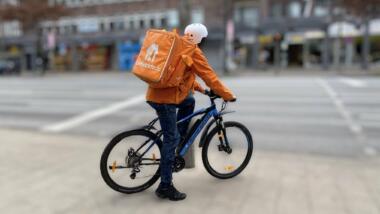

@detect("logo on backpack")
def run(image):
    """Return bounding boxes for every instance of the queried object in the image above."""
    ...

[145,43,159,62]
[133,29,195,88]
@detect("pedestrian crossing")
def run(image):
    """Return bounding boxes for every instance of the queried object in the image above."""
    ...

[0,73,379,157]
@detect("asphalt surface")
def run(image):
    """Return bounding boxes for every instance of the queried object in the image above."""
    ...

[0,72,379,157]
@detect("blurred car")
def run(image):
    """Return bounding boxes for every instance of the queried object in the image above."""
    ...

[0,58,21,75]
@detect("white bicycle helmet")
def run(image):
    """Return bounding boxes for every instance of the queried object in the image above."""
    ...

[184,23,208,44]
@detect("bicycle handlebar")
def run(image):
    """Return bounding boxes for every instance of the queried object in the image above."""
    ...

[204,89,236,102]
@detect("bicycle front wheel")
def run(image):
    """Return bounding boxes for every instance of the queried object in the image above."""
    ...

[100,129,162,194]
[202,121,253,179]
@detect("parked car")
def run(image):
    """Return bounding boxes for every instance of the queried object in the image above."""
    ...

[0,58,21,75]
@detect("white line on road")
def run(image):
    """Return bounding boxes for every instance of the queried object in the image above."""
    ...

[316,78,362,135]
[340,78,367,88]
[41,94,145,133]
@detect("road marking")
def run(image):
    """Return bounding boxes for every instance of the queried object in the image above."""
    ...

[316,78,362,134]
[364,146,378,156]
[41,94,145,133]
[340,78,367,88]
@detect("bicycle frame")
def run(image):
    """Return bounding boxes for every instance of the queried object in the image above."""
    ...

[138,102,222,160]
[176,104,219,157]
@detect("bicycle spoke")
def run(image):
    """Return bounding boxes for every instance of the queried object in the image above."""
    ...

[202,121,253,179]
[100,130,162,193]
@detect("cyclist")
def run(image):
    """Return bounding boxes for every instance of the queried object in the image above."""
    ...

[147,23,236,201]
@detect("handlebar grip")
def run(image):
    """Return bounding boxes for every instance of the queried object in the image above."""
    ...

[208,90,221,98]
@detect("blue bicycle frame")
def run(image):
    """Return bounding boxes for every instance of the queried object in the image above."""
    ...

[138,101,222,160]
[176,104,219,157]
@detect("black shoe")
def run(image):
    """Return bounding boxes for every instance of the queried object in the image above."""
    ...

[155,183,187,201]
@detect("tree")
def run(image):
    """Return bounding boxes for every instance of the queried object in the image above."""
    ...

[338,0,380,70]
[0,0,67,35]
[0,0,68,72]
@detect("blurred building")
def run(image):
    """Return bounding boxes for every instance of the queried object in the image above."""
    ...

[1,0,380,72]
[234,0,380,70]
[1,0,228,71]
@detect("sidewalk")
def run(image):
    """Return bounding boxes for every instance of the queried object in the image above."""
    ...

[232,67,380,77]
[1,128,379,214]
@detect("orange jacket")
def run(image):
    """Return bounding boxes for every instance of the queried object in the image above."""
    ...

[146,44,235,104]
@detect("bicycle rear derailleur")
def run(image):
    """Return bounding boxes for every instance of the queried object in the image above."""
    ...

[127,148,141,179]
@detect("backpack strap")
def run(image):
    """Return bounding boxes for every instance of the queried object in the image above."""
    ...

[181,55,193,67]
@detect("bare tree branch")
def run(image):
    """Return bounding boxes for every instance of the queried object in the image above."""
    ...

[0,0,68,34]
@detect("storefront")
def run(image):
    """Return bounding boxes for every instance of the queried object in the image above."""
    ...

[53,43,71,71]
[118,41,140,71]
[77,43,113,71]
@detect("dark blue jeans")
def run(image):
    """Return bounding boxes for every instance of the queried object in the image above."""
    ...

[147,94,195,186]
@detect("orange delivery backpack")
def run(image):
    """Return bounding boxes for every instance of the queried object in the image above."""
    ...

[132,29,196,88]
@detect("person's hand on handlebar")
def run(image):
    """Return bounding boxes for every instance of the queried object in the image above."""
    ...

[228,97,237,102]
[204,89,236,102]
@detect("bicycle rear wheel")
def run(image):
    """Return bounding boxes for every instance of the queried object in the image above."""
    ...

[202,121,253,179]
[100,129,162,194]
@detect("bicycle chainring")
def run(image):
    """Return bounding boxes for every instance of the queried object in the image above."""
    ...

[173,156,185,172]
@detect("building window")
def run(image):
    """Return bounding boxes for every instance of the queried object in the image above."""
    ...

[149,19,155,28]
[234,6,259,28]
[167,10,179,27]
[99,22,105,32]
[55,26,60,34]
[116,21,124,30]
[110,22,115,31]
[139,19,145,29]
[314,6,328,17]
[288,1,302,18]
[129,20,135,29]
[191,9,204,23]
[64,25,71,34]
[72,25,77,33]
[314,0,330,17]
[242,7,259,27]
[271,3,283,19]
[160,17,167,28]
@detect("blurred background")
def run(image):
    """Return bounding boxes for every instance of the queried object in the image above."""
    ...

[1,1,380,214]
[0,0,380,74]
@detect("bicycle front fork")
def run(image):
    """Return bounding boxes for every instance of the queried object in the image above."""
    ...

[216,118,232,154]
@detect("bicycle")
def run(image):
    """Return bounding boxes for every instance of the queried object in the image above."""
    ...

[100,90,254,194]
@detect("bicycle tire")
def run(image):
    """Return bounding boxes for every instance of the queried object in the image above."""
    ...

[202,121,253,179]
[100,129,162,194]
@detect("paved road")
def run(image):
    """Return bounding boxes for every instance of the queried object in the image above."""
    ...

[1,72,380,214]
[0,72,379,157]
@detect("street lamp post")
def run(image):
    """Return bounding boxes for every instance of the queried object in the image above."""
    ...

[178,0,195,169]
[0,18,3,56]
[362,17,370,70]
[222,0,233,75]
[322,25,330,70]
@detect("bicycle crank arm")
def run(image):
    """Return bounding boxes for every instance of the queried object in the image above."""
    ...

[108,165,129,173]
